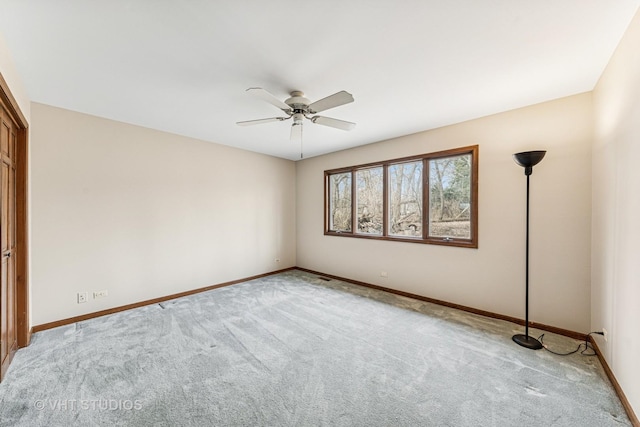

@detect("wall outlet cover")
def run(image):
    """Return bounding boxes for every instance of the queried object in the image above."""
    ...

[93,290,108,299]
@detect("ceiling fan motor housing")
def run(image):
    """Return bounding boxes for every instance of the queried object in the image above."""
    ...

[285,91,311,111]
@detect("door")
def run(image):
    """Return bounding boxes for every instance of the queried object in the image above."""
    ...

[0,104,17,380]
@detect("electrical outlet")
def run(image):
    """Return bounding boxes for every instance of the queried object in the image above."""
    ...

[93,290,108,299]
[77,292,88,304]
[380,271,388,278]
[602,328,608,342]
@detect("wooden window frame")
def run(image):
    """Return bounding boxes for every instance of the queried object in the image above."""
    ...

[324,145,478,249]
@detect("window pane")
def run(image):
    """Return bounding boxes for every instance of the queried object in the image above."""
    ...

[388,161,423,237]
[356,167,383,235]
[429,154,471,239]
[329,172,352,232]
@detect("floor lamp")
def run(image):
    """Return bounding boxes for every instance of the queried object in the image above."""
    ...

[512,150,546,350]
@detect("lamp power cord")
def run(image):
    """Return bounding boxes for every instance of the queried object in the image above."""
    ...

[537,332,603,356]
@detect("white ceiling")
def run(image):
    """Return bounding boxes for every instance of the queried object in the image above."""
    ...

[1,1,639,160]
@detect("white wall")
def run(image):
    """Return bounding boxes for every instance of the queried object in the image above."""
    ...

[297,93,592,333]
[30,103,296,325]
[0,30,30,121]
[592,8,640,417]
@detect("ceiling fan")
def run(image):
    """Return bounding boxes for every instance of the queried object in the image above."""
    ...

[237,88,355,141]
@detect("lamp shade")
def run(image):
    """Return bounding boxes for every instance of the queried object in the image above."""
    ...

[513,151,546,175]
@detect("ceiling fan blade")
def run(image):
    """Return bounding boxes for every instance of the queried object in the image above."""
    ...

[236,117,287,126]
[311,116,356,131]
[308,91,354,113]
[246,87,291,111]
[290,123,303,141]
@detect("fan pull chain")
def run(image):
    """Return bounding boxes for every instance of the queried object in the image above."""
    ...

[300,125,304,159]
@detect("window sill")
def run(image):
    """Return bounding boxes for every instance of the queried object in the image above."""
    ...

[324,231,477,248]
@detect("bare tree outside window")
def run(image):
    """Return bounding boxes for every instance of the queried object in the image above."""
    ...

[356,167,383,235]
[389,161,423,237]
[429,154,471,239]
[329,172,352,232]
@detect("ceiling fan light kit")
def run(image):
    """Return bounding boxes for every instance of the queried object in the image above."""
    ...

[237,88,356,142]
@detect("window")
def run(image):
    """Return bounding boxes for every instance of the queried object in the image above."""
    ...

[325,145,478,248]
[389,161,423,237]
[328,172,352,232]
[356,167,383,235]
[429,154,472,240]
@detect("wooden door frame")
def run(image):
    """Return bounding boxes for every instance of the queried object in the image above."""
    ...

[0,72,30,348]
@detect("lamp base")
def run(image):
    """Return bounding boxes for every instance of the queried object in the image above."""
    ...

[512,334,543,350]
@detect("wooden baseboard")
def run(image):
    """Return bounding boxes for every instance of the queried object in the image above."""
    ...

[31,265,585,340]
[32,267,296,333]
[295,267,587,341]
[589,337,639,426]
